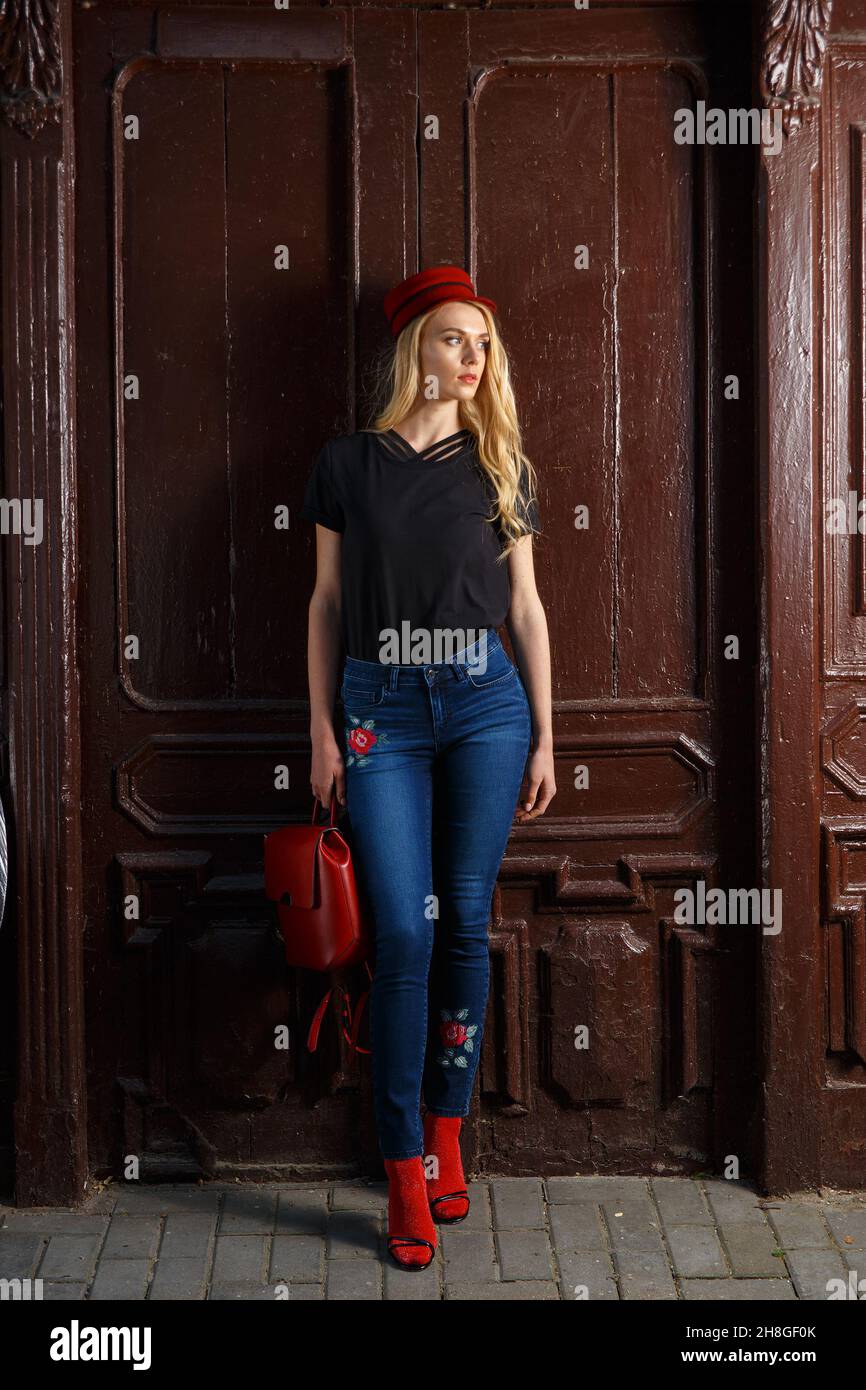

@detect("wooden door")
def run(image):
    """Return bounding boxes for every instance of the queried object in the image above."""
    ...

[413,1,757,1176]
[71,0,757,1182]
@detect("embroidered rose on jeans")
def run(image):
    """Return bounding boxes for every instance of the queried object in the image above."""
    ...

[437,1009,478,1068]
[344,716,389,767]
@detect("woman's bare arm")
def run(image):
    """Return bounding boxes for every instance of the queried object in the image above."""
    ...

[308,525,347,806]
[504,536,556,821]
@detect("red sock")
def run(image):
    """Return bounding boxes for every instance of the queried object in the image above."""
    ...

[423,1113,470,1222]
[383,1156,437,1268]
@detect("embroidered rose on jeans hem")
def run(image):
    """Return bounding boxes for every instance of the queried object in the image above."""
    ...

[344,716,389,767]
[436,1009,477,1067]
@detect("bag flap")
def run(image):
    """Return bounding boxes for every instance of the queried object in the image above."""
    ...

[263,823,348,910]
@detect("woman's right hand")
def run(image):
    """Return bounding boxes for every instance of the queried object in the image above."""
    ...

[311,733,347,808]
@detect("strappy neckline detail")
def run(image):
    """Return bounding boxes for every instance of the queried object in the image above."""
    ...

[374,426,476,469]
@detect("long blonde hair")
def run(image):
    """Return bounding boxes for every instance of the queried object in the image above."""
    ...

[365,302,539,562]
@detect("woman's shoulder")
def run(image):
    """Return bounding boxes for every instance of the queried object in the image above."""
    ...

[324,428,378,449]
[320,430,378,465]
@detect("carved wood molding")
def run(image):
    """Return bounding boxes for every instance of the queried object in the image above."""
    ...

[761,0,834,134]
[0,0,62,137]
[4,110,86,1200]
[821,820,866,1066]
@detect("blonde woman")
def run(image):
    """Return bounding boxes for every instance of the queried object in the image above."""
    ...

[300,265,555,1271]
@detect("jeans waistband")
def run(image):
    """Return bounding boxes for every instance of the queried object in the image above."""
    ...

[342,629,503,686]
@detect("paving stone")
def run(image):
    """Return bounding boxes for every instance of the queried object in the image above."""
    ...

[441,1228,497,1283]
[147,1257,207,1300]
[38,1234,101,1282]
[545,1176,650,1204]
[666,1223,727,1278]
[0,1232,43,1279]
[325,1258,381,1299]
[275,1191,328,1235]
[823,1207,866,1249]
[326,1211,381,1258]
[440,1181,490,1232]
[102,1215,161,1260]
[445,1281,559,1300]
[680,1278,796,1300]
[2,1212,110,1235]
[40,1282,87,1300]
[651,1178,714,1226]
[108,1184,220,1216]
[767,1204,833,1249]
[603,1201,666,1254]
[840,1249,866,1284]
[489,1178,545,1230]
[616,1250,678,1299]
[703,1179,766,1223]
[88,1259,151,1300]
[555,1248,619,1299]
[784,1247,852,1300]
[330,1183,387,1212]
[211,1234,267,1284]
[219,1190,278,1234]
[549,1202,607,1250]
[283,1283,325,1300]
[209,1282,288,1301]
[158,1213,215,1260]
[269,1234,325,1283]
[495,1228,555,1281]
[383,1257,442,1300]
[718,1220,786,1277]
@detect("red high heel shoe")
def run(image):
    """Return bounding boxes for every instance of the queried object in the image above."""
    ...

[383,1156,437,1270]
[423,1113,470,1224]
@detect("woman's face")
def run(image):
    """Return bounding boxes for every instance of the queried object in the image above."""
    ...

[418,301,489,403]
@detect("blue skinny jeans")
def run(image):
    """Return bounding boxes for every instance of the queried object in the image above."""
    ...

[337,630,533,1160]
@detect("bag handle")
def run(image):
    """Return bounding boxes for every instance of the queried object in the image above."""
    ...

[310,790,339,826]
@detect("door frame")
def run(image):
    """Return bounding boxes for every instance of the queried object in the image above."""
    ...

[0,0,844,1203]
[0,0,87,1204]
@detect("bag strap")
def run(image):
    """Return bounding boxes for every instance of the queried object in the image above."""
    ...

[305,972,372,1056]
[347,961,373,1054]
[306,987,334,1051]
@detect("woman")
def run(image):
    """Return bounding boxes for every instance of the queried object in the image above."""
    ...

[300,265,555,1271]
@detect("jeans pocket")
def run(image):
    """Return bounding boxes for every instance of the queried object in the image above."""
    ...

[340,681,387,706]
[464,659,517,690]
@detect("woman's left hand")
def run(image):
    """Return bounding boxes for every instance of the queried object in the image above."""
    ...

[515,745,556,822]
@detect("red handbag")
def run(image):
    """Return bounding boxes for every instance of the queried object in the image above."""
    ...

[264,791,372,1053]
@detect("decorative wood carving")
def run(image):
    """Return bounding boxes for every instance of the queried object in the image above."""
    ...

[761,0,834,134]
[822,820,866,1066]
[0,0,62,137]
[534,857,722,1109]
[822,700,866,798]
[483,908,530,1114]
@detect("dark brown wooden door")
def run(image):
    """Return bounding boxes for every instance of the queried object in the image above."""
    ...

[72,0,756,1182]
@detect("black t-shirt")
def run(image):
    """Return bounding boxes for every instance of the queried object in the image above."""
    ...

[299,426,539,662]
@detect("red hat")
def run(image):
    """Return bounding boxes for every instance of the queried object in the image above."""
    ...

[383,265,497,339]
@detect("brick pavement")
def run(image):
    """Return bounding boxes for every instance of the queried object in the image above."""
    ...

[1,1176,865,1301]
